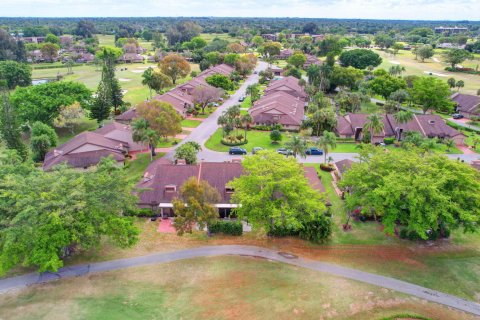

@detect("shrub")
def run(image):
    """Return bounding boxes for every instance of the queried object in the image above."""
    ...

[399,228,408,239]
[208,220,243,236]
[299,215,332,243]
[384,137,395,145]
[268,225,299,237]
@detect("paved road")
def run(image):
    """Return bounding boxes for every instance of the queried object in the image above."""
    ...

[166,61,269,160]
[1,245,479,316]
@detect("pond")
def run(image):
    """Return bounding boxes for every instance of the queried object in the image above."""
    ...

[32,78,55,85]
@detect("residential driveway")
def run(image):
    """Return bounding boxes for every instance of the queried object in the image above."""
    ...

[1,245,479,316]
[165,61,269,159]
[447,117,480,132]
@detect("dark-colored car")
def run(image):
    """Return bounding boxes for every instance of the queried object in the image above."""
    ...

[238,96,246,102]
[276,148,293,156]
[452,113,464,119]
[229,147,247,155]
[252,147,264,154]
[305,148,324,155]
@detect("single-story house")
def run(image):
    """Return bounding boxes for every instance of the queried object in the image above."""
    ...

[334,159,354,179]
[303,166,331,206]
[153,88,194,117]
[267,66,284,76]
[276,49,294,59]
[137,161,243,218]
[451,93,480,119]
[43,122,148,171]
[197,64,235,81]
[249,91,306,130]
[303,54,322,69]
[117,53,144,63]
[336,113,465,144]
[264,76,308,101]
[262,34,278,41]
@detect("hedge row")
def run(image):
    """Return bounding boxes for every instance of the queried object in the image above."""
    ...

[209,220,243,236]
[221,139,248,146]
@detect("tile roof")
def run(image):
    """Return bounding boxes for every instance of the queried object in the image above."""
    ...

[451,93,480,114]
[334,159,354,176]
[249,91,305,126]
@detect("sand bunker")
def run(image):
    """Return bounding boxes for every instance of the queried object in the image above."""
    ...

[389,60,400,65]
[423,71,448,77]
[119,78,131,82]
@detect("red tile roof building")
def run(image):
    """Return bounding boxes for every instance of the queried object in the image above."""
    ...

[451,93,480,119]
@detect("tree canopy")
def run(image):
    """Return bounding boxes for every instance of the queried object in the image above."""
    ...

[0,61,31,89]
[0,153,139,274]
[339,49,382,69]
[339,147,480,239]
[136,100,182,140]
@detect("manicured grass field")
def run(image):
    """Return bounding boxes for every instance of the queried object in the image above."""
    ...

[181,119,202,128]
[240,95,252,108]
[32,63,200,106]
[156,138,181,148]
[96,34,116,46]
[374,48,480,95]
[0,256,472,320]
[199,33,243,43]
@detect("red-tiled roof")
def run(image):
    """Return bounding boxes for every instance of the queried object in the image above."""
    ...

[451,93,480,114]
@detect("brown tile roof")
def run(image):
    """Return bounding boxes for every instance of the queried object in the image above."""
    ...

[115,108,137,122]
[451,93,480,114]
[335,159,354,176]
[249,91,305,127]
[336,113,464,140]
[265,76,307,100]
[136,161,243,206]
[43,122,147,171]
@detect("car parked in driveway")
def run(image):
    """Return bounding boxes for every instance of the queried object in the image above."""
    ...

[229,147,247,155]
[238,96,246,102]
[305,148,324,155]
[452,113,464,119]
[252,147,263,154]
[276,148,293,156]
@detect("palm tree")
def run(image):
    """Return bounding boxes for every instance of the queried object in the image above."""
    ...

[316,131,337,163]
[240,114,252,141]
[141,67,155,99]
[444,138,455,152]
[132,118,159,161]
[393,111,414,140]
[363,114,384,144]
[456,80,465,92]
[286,135,307,158]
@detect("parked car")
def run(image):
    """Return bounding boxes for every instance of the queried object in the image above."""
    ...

[229,147,247,155]
[276,148,293,156]
[374,142,386,147]
[252,147,263,154]
[305,148,324,155]
[452,113,464,119]
[238,96,246,102]
[254,71,258,74]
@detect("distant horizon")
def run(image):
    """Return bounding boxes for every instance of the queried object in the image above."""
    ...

[1,0,480,21]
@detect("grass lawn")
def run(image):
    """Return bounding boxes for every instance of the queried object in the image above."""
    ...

[32,62,199,106]
[156,138,181,148]
[199,33,243,43]
[55,117,99,145]
[240,95,252,109]
[96,34,115,46]
[181,119,202,128]
[374,48,480,95]
[124,153,164,183]
[0,256,473,320]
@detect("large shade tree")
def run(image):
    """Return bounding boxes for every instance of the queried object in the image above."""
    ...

[159,53,191,84]
[339,147,480,239]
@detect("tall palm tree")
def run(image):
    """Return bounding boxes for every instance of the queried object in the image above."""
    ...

[141,67,155,99]
[316,131,337,163]
[393,111,414,140]
[286,135,307,159]
[132,118,159,161]
[240,114,252,141]
[363,114,384,144]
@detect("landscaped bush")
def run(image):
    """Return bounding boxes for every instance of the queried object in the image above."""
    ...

[380,314,431,320]
[399,228,449,241]
[444,67,480,75]
[268,225,299,237]
[320,163,335,172]
[221,136,248,146]
[208,220,243,236]
[299,215,332,243]
[384,137,395,145]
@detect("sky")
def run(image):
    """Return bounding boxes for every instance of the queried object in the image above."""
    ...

[1,0,479,20]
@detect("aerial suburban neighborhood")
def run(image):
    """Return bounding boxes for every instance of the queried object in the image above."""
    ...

[1,2,480,319]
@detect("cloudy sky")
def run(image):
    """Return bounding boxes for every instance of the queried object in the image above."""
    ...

[1,0,479,20]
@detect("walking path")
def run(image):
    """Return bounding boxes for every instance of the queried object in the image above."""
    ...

[0,245,479,316]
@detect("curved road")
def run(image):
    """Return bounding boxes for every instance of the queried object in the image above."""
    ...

[1,245,479,316]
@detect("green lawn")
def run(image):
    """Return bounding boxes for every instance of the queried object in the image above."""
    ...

[240,96,252,109]
[199,33,243,43]
[124,153,164,183]
[32,63,199,106]
[55,117,99,145]
[0,256,470,320]
[96,34,116,46]
[181,119,202,128]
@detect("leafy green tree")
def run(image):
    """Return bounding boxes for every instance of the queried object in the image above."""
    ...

[374,33,395,49]
[45,33,59,44]
[368,74,407,100]
[136,100,182,141]
[30,134,50,162]
[317,131,337,163]
[224,53,240,66]
[286,135,307,158]
[417,45,434,62]
[270,129,282,144]
[193,86,222,114]
[10,81,91,125]
[31,121,57,147]
[40,43,60,62]
[182,36,207,50]
[410,76,453,114]
[75,20,96,38]
[442,49,474,69]
[0,84,28,160]
[0,155,139,274]
[229,151,327,233]
[262,41,282,58]
[172,177,220,236]
[329,66,364,90]
[287,53,307,68]
[142,68,172,99]
[0,61,32,89]
[174,141,202,164]
[339,49,382,69]
[159,53,191,84]
[307,105,337,136]
[246,84,260,102]
[205,74,234,91]
[339,148,480,239]
[363,113,384,144]
[391,43,404,56]
[252,35,264,47]
[447,77,456,89]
